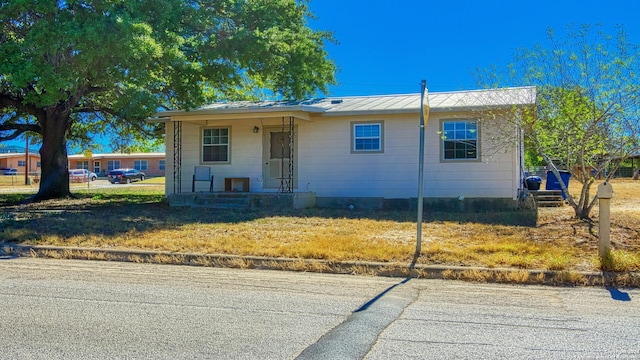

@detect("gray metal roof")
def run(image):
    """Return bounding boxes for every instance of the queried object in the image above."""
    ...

[153,86,536,119]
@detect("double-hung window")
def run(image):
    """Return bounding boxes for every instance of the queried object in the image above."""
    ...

[108,160,121,171]
[134,160,148,171]
[202,127,230,163]
[442,120,479,161]
[352,122,383,153]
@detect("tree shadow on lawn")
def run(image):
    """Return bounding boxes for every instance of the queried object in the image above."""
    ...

[0,194,538,245]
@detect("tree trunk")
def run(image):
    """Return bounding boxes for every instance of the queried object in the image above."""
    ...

[33,109,71,201]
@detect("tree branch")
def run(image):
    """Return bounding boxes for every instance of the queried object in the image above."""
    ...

[0,122,42,141]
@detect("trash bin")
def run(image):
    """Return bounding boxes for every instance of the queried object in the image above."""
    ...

[545,170,571,198]
[524,176,542,190]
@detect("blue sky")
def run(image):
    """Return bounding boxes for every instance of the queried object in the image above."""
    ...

[309,0,640,96]
[5,0,640,151]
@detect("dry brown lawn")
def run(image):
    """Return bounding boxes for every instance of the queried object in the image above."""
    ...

[0,179,638,273]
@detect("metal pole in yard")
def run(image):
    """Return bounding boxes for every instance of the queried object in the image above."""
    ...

[24,132,29,185]
[415,80,429,263]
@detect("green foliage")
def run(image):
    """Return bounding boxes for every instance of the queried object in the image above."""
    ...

[0,0,336,198]
[0,0,336,138]
[477,24,640,219]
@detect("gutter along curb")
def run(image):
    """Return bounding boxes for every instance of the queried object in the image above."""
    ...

[2,243,639,287]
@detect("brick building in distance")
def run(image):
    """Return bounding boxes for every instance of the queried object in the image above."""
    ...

[68,153,165,177]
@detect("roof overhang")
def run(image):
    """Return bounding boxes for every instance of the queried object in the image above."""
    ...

[150,105,326,123]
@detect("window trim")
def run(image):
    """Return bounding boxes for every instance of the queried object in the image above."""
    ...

[201,126,231,164]
[134,160,148,171]
[440,119,480,162]
[107,160,121,171]
[351,121,384,154]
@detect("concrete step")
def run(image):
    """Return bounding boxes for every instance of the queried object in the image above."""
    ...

[536,200,565,207]
[193,195,251,209]
[529,190,564,207]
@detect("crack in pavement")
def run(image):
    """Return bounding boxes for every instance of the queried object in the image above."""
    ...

[295,278,419,360]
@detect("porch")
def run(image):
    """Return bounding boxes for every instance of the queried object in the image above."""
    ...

[167,191,317,210]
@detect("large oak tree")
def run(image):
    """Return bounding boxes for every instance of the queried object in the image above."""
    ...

[0,0,336,200]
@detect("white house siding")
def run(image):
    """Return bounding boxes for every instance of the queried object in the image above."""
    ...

[167,117,299,194]
[298,112,517,200]
[157,88,536,210]
[298,114,417,198]
[165,112,519,203]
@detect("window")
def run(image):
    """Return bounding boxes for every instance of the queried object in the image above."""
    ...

[352,122,383,153]
[202,127,230,162]
[159,160,166,171]
[134,160,148,171]
[18,160,26,166]
[441,120,478,160]
[76,160,89,169]
[93,161,100,174]
[107,160,121,171]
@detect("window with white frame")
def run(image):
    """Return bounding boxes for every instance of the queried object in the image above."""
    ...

[159,160,165,171]
[134,160,148,171]
[352,122,383,153]
[76,160,89,169]
[107,160,121,171]
[441,120,479,160]
[202,127,230,162]
[18,160,26,166]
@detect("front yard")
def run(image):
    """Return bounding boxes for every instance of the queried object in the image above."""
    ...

[0,178,638,280]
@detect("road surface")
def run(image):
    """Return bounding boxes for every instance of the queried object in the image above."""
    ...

[0,258,638,359]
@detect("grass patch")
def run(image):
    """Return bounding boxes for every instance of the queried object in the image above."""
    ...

[1,179,639,273]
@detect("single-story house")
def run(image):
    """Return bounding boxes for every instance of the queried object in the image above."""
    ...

[152,86,536,210]
[0,152,41,175]
[68,153,166,177]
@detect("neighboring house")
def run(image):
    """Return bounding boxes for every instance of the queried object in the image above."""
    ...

[68,153,166,177]
[0,145,27,153]
[152,87,536,210]
[0,153,41,175]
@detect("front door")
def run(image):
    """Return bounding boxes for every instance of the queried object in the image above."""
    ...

[263,126,297,189]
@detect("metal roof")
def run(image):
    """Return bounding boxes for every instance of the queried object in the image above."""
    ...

[152,86,536,119]
[0,153,39,159]
[68,153,165,159]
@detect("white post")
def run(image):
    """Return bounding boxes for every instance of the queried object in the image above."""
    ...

[597,182,614,259]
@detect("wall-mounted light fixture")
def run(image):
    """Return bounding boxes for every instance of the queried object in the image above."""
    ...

[253,126,260,133]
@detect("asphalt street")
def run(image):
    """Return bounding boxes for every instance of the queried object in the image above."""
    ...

[1,258,638,359]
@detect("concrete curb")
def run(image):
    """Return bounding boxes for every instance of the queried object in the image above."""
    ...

[2,243,639,287]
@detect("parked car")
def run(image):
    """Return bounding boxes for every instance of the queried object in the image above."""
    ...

[108,168,145,184]
[69,169,98,182]
[3,168,18,176]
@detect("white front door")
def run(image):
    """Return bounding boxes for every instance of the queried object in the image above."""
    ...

[263,126,297,189]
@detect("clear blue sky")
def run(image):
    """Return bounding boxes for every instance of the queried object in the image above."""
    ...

[309,0,640,96]
[5,1,640,151]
